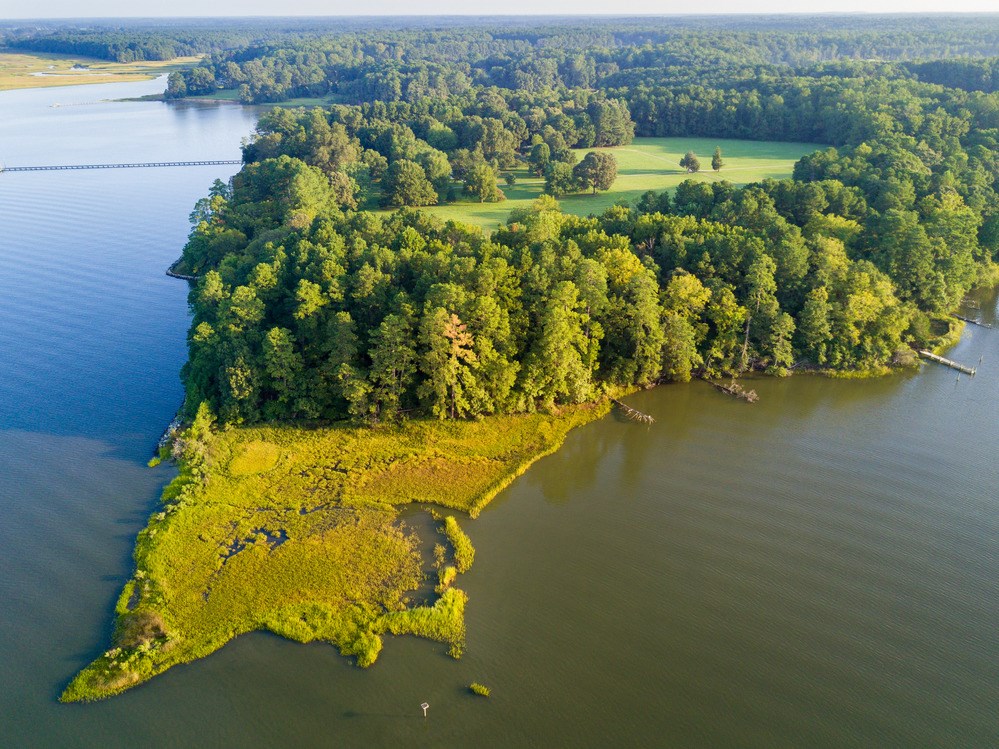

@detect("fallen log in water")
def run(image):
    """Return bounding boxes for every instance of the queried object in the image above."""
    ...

[610,398,655,424]
[709,380,759,403]
[918,350,977,375]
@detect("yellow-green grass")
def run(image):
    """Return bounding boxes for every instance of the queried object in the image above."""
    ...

[186,88,243,102]
[0,50,200,91]
[442,516,475,573]
[412,137,820,230]
[62,402,608,702]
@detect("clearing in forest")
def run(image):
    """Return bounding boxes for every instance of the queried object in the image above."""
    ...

[417,136,820,229]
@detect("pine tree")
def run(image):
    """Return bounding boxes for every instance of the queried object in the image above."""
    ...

[711,147,724,172]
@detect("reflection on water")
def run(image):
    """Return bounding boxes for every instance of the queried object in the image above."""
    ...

[1,77,997,748]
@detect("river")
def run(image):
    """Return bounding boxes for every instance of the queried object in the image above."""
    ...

[1,76,996,747]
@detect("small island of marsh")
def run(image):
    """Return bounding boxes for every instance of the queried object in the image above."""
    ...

[55,16,999,702]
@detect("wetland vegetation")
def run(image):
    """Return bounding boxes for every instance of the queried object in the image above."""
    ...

[0,50,198,91]
[62,402,606,701]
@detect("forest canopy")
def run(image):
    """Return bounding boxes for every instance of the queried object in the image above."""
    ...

[32,16,995,426]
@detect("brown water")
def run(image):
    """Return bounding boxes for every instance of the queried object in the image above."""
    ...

[1,77,997,747]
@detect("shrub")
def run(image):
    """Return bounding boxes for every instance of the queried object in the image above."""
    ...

[470,682,490,697]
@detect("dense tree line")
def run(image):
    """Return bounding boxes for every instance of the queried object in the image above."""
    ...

[176,110,998,427]
[8,16,999,69]
[235,93,631,209]
[158,23,999,106]
[906,58,999,94]
[23,17,997,425]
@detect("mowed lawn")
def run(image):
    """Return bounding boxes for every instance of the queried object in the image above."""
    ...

[415,137,821,230]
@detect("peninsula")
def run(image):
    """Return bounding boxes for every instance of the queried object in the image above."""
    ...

[39,15,998,700]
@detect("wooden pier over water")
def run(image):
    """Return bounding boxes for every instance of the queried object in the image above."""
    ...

[918,350,977,376]
[0,160,241,173]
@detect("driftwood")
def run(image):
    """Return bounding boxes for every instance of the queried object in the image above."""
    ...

[166,266,198,282]
[709,380,759,403]
[611,398,655,424]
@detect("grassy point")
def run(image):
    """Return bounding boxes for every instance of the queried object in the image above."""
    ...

[63,402,609,702]
[0,50,200,91]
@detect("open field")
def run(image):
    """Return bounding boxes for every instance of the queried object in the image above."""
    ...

[413,137,820,230]
[0,50,199,91]
[62,402,609,701]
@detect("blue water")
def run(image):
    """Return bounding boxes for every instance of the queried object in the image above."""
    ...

[0,77,259,745]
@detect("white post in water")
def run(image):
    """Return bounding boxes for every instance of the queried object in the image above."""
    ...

[421,702,429,717]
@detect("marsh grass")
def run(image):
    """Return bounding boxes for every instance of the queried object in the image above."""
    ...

[443,516,475,573]
[63,402,608,701]
[227,440,281,475]
[0,51,199,91]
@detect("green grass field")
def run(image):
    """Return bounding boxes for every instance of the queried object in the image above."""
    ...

[413,137,820,230]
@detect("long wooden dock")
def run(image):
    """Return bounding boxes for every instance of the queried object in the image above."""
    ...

[0,160,241,173]
[918,350,976,376]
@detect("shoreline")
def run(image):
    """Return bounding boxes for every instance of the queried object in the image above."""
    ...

[66,276,987,703]
[0,50,198,93]
[62,402,610,702]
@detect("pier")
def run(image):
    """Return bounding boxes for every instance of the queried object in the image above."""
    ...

[952,313,993,329]
[0,160,241,173]
[918,350,977,376]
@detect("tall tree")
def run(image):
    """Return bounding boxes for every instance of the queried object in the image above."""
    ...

[572,152,618,194]
[381,159,438,207]
[528,142,551,176]
[519,282,593,409]
[711,147,724,172]
[543,162,577,197]
[464,163,505,202]
[797,286,833,365]
[368,312,418,420]
[679,151,701,173]
[419,309,479,419]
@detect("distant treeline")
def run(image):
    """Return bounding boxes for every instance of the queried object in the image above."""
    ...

[5,16,999,71]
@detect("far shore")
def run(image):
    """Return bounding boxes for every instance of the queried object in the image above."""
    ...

[0,49,198,92]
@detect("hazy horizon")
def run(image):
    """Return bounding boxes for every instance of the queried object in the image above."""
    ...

[3,5,999,21]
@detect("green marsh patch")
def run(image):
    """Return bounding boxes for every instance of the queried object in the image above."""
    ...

[228,440,281,475]
[63,403,607,701]
[359,455,502,507]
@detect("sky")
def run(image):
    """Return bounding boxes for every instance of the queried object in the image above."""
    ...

[1,2,998,20]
